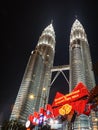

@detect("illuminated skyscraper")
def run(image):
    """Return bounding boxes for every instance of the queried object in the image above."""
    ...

[10,23,56,124]
[69,19,98,130]
[10,19,98,129]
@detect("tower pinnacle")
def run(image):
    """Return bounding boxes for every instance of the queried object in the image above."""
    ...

[44,23,55,34]
[72,19,83,30]
[70,19,87,43]
[51,19,53,24]
[38,23,55,50]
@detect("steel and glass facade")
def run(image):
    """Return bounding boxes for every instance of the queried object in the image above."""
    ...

[69,19,98,130]
[10,24,55,124]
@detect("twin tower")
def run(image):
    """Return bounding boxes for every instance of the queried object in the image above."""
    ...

[10,19,98,129]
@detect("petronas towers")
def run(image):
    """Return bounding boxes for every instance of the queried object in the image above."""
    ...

[10,19,98,129]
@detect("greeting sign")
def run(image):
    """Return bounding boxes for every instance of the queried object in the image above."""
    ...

[52,82,89,108]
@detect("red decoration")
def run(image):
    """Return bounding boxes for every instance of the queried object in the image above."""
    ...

[26,82,98,127]
[52,82,89,108]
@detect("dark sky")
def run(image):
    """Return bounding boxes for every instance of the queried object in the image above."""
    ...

[0,0,98,123]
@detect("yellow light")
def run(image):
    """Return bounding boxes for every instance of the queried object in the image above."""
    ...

[43,87,46,91]
[95,118,98,121]
[29,94,34,99]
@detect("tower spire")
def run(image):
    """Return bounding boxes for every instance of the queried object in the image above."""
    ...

[70,19,87,43]
[75,15,78,19]
[37,23,55,50]
[51,19,53,25]
[72,19,83,30]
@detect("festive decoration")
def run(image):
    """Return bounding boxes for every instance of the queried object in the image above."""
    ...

[59,104,72,115]
[52,82,89,108]
[26,82,98,129]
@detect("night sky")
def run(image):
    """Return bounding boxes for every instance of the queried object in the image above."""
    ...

[1,0,98,123]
